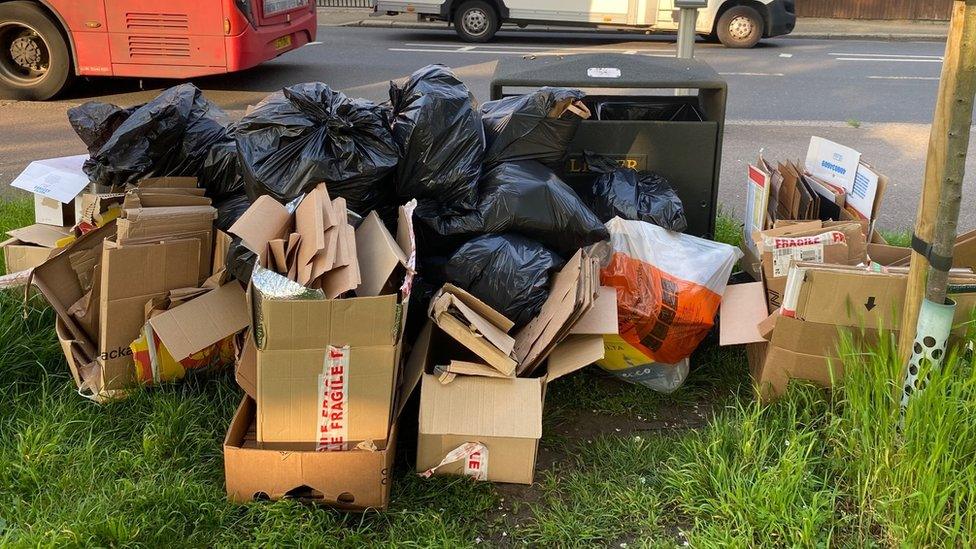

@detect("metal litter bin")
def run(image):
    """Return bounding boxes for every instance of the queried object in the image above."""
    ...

[489,54,727,239]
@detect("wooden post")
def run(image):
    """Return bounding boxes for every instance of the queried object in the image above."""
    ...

[898,0,976,364]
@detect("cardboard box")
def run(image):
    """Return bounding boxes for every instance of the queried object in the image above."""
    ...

[1,224,73,274]
[10,155,90,226]
[755,221,867,311]
[235,331,257,400]
[415,312,611,485]
[224,312,425,510]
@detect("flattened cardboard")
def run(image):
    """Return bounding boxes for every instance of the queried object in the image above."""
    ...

[546,334,606,381]
[7,224,72,248]
[98,239,201,390]
[569,286,618,335]
[229,196,292,258]
[719,282,768,346]
[149,282,249,361]
[139,177,199,189]
[117,203,215,282]
[436,360,513,382]
[355,211,408,297]
[429,285,517,376]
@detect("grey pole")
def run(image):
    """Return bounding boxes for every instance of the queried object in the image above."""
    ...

[676,6,699,59]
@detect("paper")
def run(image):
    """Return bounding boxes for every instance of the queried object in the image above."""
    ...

[848,163,880,220]
[745,164,771,254]
[10,155,90,203]
[805,137,860,192]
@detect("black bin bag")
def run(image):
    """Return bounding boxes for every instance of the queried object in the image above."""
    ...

[72,84,234,190]
[447,234,565,328]
[68,102,140,156]
[481,87,585,167]
[201,132,245,201]
[214,194,252,232]
[417,160,609,257]
[389,65,483,209]
[236,82,399,215]
[585,153,687,232]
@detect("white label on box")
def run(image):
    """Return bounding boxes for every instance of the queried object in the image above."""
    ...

[10,155,89,204]
[316,345,350,452]
[419,442,489,481]
[764,231,846,277]
[587,67,621,78]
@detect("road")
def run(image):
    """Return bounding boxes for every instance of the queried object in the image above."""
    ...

[1,26,971,231]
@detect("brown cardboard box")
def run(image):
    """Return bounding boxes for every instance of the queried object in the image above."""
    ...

[235,331,257,401]
[116,198,215,283]
[756,221,867,311]
[414,316,609,485]
[224,312,425,510]
[147,281,249,363]
[2,238,58,273]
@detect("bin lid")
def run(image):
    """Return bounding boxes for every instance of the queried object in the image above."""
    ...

[489,53,726,93]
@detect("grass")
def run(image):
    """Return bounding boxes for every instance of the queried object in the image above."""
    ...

[3,204,976,546]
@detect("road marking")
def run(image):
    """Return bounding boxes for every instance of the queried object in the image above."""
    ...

[867,75,939,81]
[829,52,942,59]
[308,41,323,46]
[719,72,784,77]
[834,57,942,63]
[727,119,862,128]
[459,45,477,51]
[403,42,675,52]
[388,46,671,57]
[779,53,793,58]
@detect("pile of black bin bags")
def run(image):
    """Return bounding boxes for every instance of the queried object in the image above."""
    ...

[67,66,688,330]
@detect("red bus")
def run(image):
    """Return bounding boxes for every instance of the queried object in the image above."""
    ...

[0,0,316,100]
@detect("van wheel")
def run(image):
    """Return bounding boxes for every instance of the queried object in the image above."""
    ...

[454,1,499,43]
[716,6,763,48]
[0,1,73,100]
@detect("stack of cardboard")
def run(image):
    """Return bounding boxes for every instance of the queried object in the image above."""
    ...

[414,250,618,484]
[223,190,420,510]
[30,178,248,400]
[725,136,976,401]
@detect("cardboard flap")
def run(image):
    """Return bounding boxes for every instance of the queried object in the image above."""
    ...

[437,361,513,381]
[437,291,516,356]
[719,282,769,346]
[419,374,543,439]
[546,334,605,381]
[7,224,72,248]
[139,177,199,189]
[229,196,292,257]
[440,284,514,332]
[148,282,250,361]
[569,286,618,335]
[395,321,431,420]
[355,211,408,297]
[296,185,330,272]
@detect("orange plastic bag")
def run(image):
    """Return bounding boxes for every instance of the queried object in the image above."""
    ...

[597,218,740,390]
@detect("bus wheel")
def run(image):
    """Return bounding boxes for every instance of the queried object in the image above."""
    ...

[716,5,763,48]
[454,1,499,43]
[0,1,73,100]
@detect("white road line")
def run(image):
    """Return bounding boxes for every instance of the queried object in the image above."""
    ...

[867,75,939,81]
[388,47,671,57]
[719,72,784,76]
[828,52,942,60]
[308,41,323,46]
[726,119,860,128]
[403,42,675,53]
[779,53,793,58]
[835,57,943,63]
[459,45,477,51]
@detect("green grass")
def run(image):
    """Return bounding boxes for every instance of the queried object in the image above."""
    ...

[3,205,976,546]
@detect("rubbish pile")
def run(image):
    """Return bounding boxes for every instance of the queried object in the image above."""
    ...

[719,136,976,401]
[4,63,768,509]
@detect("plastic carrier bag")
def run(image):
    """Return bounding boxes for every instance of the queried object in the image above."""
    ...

[596,217,741,391]
[585,154,688,232]
[389,64,484,209]
[236,82,399,214]
[481,87,587,167]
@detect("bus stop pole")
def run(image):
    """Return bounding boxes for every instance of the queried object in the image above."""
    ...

[676,7,698,59]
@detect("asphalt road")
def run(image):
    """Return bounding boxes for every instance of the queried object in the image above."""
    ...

[1,26,971,231]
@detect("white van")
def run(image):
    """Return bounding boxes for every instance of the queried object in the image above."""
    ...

[374,0,796,48]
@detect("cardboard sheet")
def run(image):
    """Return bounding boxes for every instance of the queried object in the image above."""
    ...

[719,282,769,346]
[10,154,89,203]
[148,282,249,361]
[7,224,72,248]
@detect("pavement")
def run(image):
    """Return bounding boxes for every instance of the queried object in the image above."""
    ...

[317,7,950,41]
[0,24,969,233]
